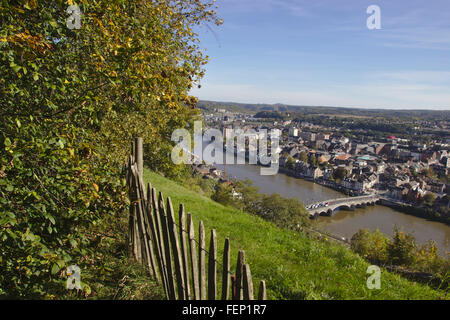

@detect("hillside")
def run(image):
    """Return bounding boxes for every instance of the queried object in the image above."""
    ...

[143,169,447,300]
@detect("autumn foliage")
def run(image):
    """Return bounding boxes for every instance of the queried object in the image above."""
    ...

[0,0,220,298]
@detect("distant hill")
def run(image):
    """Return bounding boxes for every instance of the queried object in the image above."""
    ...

[197,100,450,121]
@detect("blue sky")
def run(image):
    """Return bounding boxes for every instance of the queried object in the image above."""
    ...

[190,0,450,110]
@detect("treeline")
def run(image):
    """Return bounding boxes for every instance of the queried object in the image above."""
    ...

[254,111,286,120]
[212,179,311,229]
[198,100,450,121]
[295,116,416,135]
[392,203,450,226]
[0,0,221,298]
[180,173,310,230]
[351,228,449,286]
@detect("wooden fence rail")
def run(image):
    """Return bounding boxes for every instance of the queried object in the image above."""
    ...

[126,138,266,300]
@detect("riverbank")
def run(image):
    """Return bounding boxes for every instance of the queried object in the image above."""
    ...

[215,162,450,254]
[380,199,450,226]
[278,167,358,198]
[277,166,449,226]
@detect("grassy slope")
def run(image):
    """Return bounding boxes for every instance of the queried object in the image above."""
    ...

[144,169,447,300]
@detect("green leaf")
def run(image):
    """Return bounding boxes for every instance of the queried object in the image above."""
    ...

[51,263,60,275]
[69,238,78,248]
[12,65,21,73]
[82,282,91,295]
[56,259,65,269]
[48,215,55,225]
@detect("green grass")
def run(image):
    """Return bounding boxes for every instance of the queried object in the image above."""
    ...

[144,169,448,300]
[76,207,165,300]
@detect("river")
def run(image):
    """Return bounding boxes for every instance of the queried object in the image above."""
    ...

[215,162,450,255]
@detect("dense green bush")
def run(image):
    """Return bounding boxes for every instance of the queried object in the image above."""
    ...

[0,0,220,298]
[211,179,310,229]
[350,227,449,277]
[387,227,417,266]
[211,183,236,208]
[350,229,388,264]
[0,118,125,298]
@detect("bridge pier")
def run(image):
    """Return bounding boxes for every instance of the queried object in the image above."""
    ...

[309,212,320,219]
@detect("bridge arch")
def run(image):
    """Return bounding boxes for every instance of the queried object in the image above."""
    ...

[317,209,330,216]
[336,204,354,211]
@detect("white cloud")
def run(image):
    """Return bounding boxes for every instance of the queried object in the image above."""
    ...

[371,71,450,84]
[377,27,450,50]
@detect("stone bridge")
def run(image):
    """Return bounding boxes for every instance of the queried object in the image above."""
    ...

[307,195,381,218]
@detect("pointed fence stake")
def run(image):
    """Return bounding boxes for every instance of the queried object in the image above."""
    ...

[167,197,186,300]
[208,229,217,300]
[243,264,254,300]
[188,213,200,300]
[222,238,231,300]
[199,221,206,300]
[179,204,191,300]
[233,250,245,300]
[151,188,169,299]
[159,192,177,300]
[258,280,267,300]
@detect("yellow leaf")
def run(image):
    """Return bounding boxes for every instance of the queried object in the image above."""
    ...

[24,0,37,10]
[68,148,75,157]
[92,183,99,192]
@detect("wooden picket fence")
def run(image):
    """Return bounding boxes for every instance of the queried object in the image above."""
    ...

[126,138,266,300]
